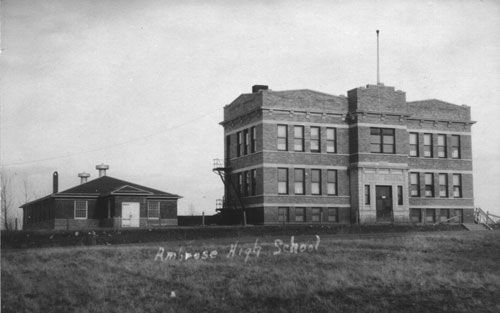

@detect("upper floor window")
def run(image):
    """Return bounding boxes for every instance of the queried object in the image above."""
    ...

[237,131,243,157]
[453,174,462,198]
[370,128,395,154]
[409,133,419,157]
[423,133,433,158]
[238,173,244,195]
[327,170,337,195]
[310,127,320,152]
[326,128,337,153]
[294,168,305,195]
[451,135,461,159]
[148,201,160,219]
[244,129,249,155]
[439,173,448,197]
[74,200,88,219]
[251,169,257,196]
[278,168,288,194]
[437,134,447,158]
[277,125,288,151]
[410,173,420,197]
[294,126,304,152]
[311,169,321,195]
[244,171,250,197]
[251,127,257,153]
[424,173,434,197]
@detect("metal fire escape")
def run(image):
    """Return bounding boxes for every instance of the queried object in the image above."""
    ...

[212,159,246,222]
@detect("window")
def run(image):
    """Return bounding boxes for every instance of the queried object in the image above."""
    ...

[370,128,395,154]
[326,128,337,153]
[328,208,338,222]
[453,174,462,198]
[410,173,420,197]
[294,168,305,195]
[251,169,257,196]
[437,134,447,158]
[244,171,250,197]
[312,208,322,222]
[244,129,249,155]
[409,133,419,157]
[295,207,306,222]
[310,127,320,152]
[237,131,243,157]
[278,168,288,194]
[423,133,433,158]
[277,125,288,151]
[411,209,421,223]
[278,207,289,223]
[453,209,463,223]
[439,174,448,197]
[74,200,88,219]
[148,201,160,219]
[327,170,337,195]
[251,127,257,153]
[424,173,434,197]
[397,186,403,205]
[364,185,371,205]
[451,135,461,159]
[440,209,449,222]
[294,126,304,152]
[311,169,321,195]
[238,173,244,195]
[226,135,231,159]
[425,209,435,223]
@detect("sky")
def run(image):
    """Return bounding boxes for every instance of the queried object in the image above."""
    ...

[1,0,500,221]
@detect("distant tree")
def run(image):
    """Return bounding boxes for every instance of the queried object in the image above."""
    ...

[1,169,13,230]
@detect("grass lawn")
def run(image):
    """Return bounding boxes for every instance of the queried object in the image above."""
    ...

[2,231,500,313]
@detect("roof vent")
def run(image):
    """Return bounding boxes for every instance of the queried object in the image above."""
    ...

[96,164,109,177]
[78,172,91,184]
[252,85,268,93]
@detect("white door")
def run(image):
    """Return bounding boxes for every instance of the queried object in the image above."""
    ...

[122,202,140,227]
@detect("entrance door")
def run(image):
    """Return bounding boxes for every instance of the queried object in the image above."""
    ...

[376,186,393,222]
[122,202,140,227]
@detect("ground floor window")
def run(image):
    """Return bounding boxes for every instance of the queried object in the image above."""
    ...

[148,201,160,219]
[410,209,421,223]
[278,207,289,223]
[312,208,322,222]
[328,208,338,222]
[440,209,450,222]
[425,209,436,223]
[453,209,463,223]
[74,200,88,219]
[295,207,306,222]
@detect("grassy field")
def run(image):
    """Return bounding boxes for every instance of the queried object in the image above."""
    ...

[2,230,500,313]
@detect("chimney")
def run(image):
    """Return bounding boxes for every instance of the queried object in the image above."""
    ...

[53,171,58,194]
[252,85,268,93]
[96,164,109,177]
[78,172,90,184]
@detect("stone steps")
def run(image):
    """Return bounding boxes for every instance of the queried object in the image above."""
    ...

[462,223,491,231]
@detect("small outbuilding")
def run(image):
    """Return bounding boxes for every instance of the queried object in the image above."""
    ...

[21,164,181,230]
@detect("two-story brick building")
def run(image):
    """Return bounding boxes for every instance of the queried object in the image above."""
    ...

[218,84,475,225]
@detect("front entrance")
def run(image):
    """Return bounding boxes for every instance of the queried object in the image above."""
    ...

[376,186,393,222]
[122,202,140,227]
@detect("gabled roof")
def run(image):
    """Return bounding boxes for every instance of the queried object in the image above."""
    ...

[20,176,181,208]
